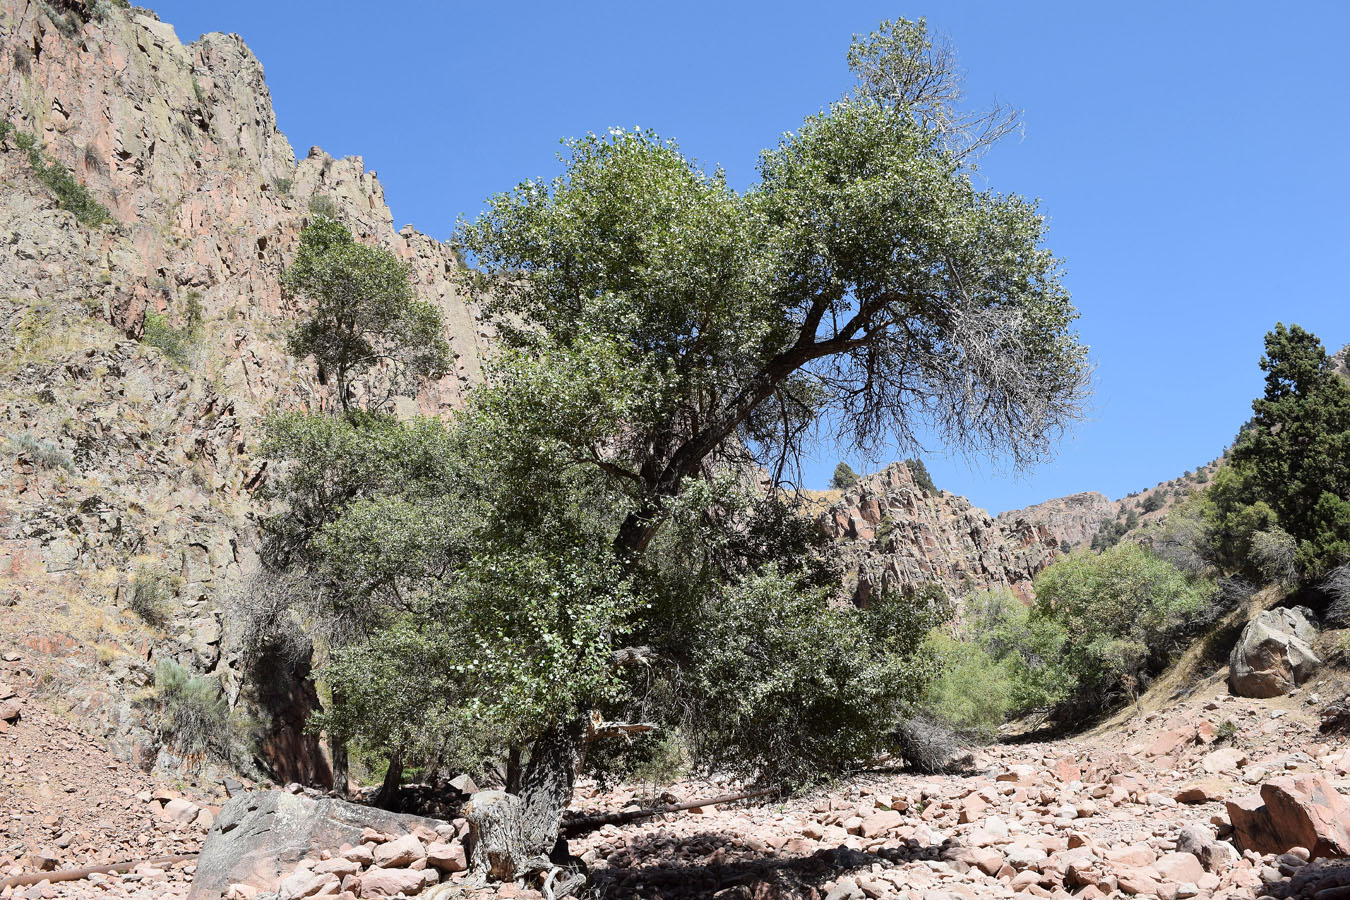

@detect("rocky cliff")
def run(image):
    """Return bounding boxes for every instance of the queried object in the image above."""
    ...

[819,462,1061,604]
[997,491,1114,551]
[0,0,486,780]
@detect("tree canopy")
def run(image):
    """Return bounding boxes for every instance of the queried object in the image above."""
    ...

[1204,324,1350,576]
[257,17,1090,890]
[281,217,450,411]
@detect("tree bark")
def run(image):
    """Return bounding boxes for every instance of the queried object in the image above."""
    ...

[374,749,404,811]
[330,739,349,798]
[465,719,587,894]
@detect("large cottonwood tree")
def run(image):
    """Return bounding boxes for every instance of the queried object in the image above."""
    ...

[260,18,1089,895]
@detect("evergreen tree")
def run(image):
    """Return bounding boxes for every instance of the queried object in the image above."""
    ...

[831,461,860,489]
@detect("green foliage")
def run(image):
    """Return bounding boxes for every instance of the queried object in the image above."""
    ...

[1028,543,1214,717]
[141,295,202,365]
[680,571,949,786]
[1201,325,1350,577]
[273,176,293,196]
[282,218,450,411]
[906,458,936,495]
[1142,492,1165,513]
[920,629,1014,740]
[307,194,339,218]
[154,659,228,759]
[262,15,1089,795]
[129,567,170,626]
[5,432,75,472]
[2,121,113,227]
[830,462,860,490]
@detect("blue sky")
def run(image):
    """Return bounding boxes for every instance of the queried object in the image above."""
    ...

[153,1,1349,514]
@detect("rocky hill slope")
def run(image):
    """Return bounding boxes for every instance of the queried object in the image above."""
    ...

[818,462,1061,604]
[0,0,486,781]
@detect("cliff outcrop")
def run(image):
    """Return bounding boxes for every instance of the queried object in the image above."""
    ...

[819,462,1060,604]
[0,0,485,779]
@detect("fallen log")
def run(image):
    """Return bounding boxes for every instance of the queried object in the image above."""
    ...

[0,853,199,891]
[561,786,781,835]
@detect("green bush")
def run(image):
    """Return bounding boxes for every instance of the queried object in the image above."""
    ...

[154,658,228,759]
[307,194,339,219]
[905,458,936,494]
[830,461,860,490]
[141,294,202,366]
[7,128,114,227]
[5,432,75,472]
[129,567,170,626]
[273,176,293,196]
[920,630,1014,739]
[1027,543,1214,719]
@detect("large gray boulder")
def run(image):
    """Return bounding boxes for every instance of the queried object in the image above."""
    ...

[188,790,451,900]
[1228,606,1320,698]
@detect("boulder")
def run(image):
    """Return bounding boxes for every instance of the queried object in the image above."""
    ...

[1228,607,1320,698]
[189,791,447,900]
[1227,776,1350,859]
[1260,776,1350,859]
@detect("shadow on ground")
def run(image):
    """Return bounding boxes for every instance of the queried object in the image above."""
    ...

[1259,857,1350,899]
[591,831,949,899]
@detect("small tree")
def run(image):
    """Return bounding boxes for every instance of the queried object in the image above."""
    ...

[905,458,937,494]
[830,461,860,489]
[281,218,450,411]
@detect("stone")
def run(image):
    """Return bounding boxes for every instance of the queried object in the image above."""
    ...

[1154,851,1204,884]
[1201,748,1247,774]
[357,866,424,897]
[371,833,424,868]
[424,840,466,873]
[189,791,445,900]
[1259,775,1350,859]
[1228,607,1321,698]
[859,810,903,838]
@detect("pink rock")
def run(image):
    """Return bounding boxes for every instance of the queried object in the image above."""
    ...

[357,866,424,897]
[1154,851,1204,885]
[371,833,425,868]
[859,810,903,838]
[424,841,466,873]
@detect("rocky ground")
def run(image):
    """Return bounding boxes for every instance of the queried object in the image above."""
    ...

[0,648,219,899]
[3,655,1347,899]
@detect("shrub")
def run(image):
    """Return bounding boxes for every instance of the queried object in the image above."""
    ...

[1142,492,1166,513]
[905,458,936,494]
[1323,564,1350,627]
[141,293,202,366]
[1028,543,1214,719]
[307,194,339,219]
[1250,527,1298,585]
[830,461,860,490]
[8,130,115,227]
[154,659,228,759]
[6,432,75,472]
[129,567,170,626]
[920,629,1014,739]
[892,715,967,774]
[273,176,293,196]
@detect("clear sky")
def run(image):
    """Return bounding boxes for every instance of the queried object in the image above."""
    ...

[152,1,1349,514]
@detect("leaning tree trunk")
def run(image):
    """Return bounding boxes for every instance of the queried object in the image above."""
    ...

[374,749,404,811]
[464,719,587,893]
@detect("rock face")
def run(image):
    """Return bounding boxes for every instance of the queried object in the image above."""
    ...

[820,462,1061,604]
[0,0,489,779]
[1228,607,1321,698]
[189,790,449,900]
[997,491,1114,550]
[1227,775,1350,859]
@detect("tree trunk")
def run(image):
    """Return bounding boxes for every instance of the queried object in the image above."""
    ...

[505,744,523,795]
[464,719,587,894]
[330,739,349,798]
[374,749,404,811]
